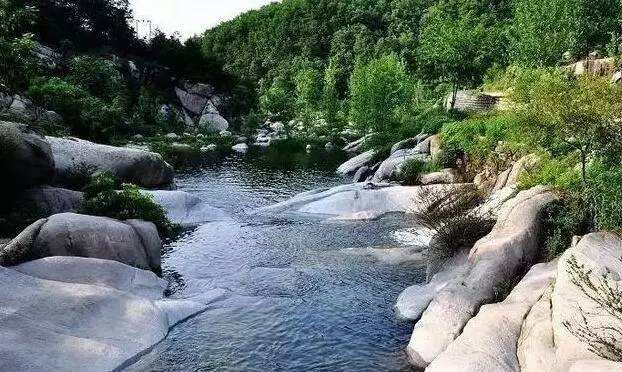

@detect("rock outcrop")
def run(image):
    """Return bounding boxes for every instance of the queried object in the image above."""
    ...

[255,182,476,221]
[142,190,229,226]
[420,168,461,185]
[405,186,557,368]
[426,261,557,372]
[0,121,55,191]
[0,256,224,372]
[0,213,162,273]
[551,232,622,371]
[47,136,174,189]
[175,83,229,133]
[336,150,376,175]
[18,186,83,216]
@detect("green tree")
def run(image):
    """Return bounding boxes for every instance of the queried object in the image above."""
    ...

[417,0,508,106]
[513,70,622,184]
[349,54,413,135]
[510,0,621,65]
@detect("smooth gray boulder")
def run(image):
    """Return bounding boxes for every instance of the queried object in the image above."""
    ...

[420,168,461,185]
[352,165,370,183]
[199,111,229,133]
[15,256,167,299]
[406,186,557,368]
[426,261,557,372]
[0,121,55,190]
[47,136,174,189]
[232,143,249,153]
[518,287,556,372]
[0,213,162,273]
[255,183,476,221]
[552,232,622,371]
[396,250,470,320]
[0,257,224,372]
[142,190,229,226]
[18,186,83,216]
[372,150,429,182]
[336,149,376,175]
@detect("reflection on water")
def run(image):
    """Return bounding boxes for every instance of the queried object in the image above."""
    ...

[129,149,421,372]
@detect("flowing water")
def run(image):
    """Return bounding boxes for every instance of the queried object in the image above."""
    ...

[129,149,423,371]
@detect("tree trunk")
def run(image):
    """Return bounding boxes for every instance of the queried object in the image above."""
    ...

[451,81,458,111]
[581,150,587,186]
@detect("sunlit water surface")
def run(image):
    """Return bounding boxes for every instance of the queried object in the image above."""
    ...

[128,150,422,371]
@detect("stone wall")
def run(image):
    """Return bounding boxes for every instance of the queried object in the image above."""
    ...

[445,90,508,113]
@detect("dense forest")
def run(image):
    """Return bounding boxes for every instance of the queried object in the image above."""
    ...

[200,0,622,138]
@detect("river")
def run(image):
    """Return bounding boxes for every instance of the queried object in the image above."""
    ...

[128,149,423,371]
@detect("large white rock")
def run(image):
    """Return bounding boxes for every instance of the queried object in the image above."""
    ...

[198,112,229,133]
[406,186,557,368]
[568,360,622,372]
[0,257,223,372]
[47,136,174,189]
[396,250,470,320]
[420,168,461,185]
[552,232,622,371]
[0,213,162,272]
[142,190,229,226]
[232,143,249,153]
[518,286,556,372]
[336,149,376,175]
[255,183,475,221]
[426,261,557,372]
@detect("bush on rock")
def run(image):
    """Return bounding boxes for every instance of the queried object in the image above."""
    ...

[81,173,179,239]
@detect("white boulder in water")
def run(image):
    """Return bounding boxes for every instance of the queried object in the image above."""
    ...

[336,149,376,175]
[0,257,224,372]
[255,182,475,220]
[142,190,229,226]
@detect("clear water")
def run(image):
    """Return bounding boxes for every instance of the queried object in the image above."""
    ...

[128,150,422,372]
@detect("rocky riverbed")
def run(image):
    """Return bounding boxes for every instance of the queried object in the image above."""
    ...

[2,121,622,371]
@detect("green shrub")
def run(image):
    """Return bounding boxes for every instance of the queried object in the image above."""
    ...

[81,173,179,239]
[587,163,622,232]
[398,158,442,186]
[440,113,519,169]
[0,36,39,91]
[349,54,416,135]
[541,196,593,258]
[29,77,124,141]
[518,153,582,191]
[67,56,126,103]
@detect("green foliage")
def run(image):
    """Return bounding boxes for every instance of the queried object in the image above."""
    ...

[349,54,415,136]
[260,77,296,122]
[128,88,184,135]
[518,153,582,191]
[541,196,593,258]
[398,158,442,186]
[510,0,621,65]
[417,0,509,94]
[587,163,622,232]
[81,172,179,239]
[28,77,124,141]
[440,113,519,168]
[67,56,125,103]
[0,36,39,91]
[513,70,622,183]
